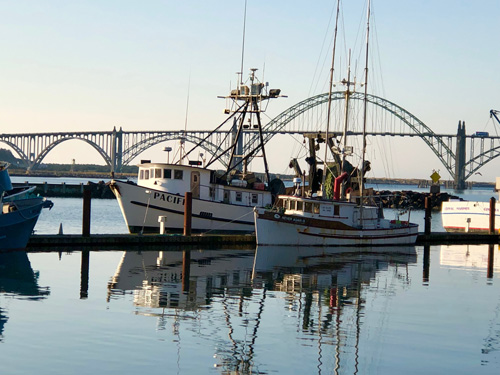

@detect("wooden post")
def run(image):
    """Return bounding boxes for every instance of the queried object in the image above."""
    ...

[424,196,431,235]
[182,250,191,292]
[184,191,192,236]
[489,197,496,234]
[82,185,91,237]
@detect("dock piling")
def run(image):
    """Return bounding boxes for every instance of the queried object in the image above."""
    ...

[489,197,496,234]
[424,197,432,235]
[184,192,192,236]
[82,185,91,237]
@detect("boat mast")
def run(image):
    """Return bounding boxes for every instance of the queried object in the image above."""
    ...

[360,0,371,218]
[340,50,352,200]
[321,0,341,198]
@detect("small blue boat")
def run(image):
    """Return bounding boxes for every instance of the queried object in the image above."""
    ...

[0,162,53,251]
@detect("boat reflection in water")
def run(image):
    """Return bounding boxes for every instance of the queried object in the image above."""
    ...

[440,244,500,272]
[0,251,50,341]
[108,246,417,373]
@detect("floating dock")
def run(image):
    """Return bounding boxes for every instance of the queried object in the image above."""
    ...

[25,232,500,250]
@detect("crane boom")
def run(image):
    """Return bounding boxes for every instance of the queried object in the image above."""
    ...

[491,109,500,125]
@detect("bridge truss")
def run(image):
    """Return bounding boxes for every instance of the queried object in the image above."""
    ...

[1,92,499,186]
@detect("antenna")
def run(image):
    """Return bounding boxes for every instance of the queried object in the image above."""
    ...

[239,0,248,86]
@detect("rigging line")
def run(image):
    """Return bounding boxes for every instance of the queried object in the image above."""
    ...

[200,210,253,235]
[184,72,191,133]
[184,101,247,162]
[179,71,191,164]
[308,2,338,97]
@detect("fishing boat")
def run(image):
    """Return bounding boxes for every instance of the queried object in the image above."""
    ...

[441,178,500,233]
[0,162,53,251]
[253,0,419,246]
[110,69,285,234]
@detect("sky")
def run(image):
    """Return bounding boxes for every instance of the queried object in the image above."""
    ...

[0,0,499,183]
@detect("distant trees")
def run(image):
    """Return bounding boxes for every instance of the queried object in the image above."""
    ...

[0,148,137,175]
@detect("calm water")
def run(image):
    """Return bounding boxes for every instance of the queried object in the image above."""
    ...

[0,246,499,374]
[1,182,499,374]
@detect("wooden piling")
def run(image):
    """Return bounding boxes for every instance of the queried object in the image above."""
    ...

[82,185,91,237]
[184,191,192,236]
[489,197,496,234]
[424,196,431,235]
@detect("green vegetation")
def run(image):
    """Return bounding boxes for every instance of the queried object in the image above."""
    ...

[0,148,137,177]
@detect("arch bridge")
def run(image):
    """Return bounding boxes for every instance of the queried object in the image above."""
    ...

[0,92,496,189]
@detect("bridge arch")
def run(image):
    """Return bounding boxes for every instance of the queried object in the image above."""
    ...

[247,91,456,177]
[0,140,30,168]
[32,137,112,169]
[121,132,230,168]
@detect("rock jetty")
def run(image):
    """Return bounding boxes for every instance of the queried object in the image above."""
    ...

[373,190,459,211]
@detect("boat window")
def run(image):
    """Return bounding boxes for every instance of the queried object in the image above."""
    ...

[236,192,242,202]
[174,170,183,180]
[305,202,312,212]
[290,200,296,210]
[297,201,303,211]
[223,190,229,203]
[334,205,340,216]
[313,203,320,214]
[252,193,258,204]
[209,187,215,199]
[155,168,162,178]
[139,170,144,180]
[144,169,150,179]
[163,169,172,179]
[277,198,284,208]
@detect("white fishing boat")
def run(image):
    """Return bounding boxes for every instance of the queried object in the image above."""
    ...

[254,0,419,246]
[0,162,53,251]
[441,178,500,232]
[110,69,285,234]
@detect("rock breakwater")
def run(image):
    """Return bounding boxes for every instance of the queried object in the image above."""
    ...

[373,190,459,211]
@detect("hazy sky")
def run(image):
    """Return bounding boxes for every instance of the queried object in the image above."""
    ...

[1,0,499,182]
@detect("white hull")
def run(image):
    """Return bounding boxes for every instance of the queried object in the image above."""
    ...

[111,180,261,234]
[254,207,418,246]
[441,200,500,233]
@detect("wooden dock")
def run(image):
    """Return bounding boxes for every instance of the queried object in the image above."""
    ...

[25,232,500,250]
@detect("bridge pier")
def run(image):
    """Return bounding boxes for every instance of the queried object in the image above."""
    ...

[454,120,466,190]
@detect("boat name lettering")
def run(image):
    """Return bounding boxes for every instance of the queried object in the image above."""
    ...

[280,215,306,224]
[153,192,184,205]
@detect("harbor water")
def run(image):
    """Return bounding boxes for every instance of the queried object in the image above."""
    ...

[1,180,499,374]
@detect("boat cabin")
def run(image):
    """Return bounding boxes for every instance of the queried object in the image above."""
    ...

[137,163,272,207]
[277,195,381,228]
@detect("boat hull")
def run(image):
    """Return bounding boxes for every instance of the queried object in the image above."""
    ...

[0,198,47,251]
[254,208,419,246]
[441,200,500,233]
[110,180,259,234]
